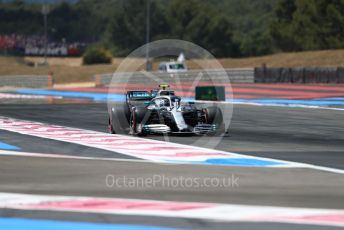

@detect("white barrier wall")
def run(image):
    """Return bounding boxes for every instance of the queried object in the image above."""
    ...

[25,47,68,56]
[95,68,254,86]
[0,75,53,88]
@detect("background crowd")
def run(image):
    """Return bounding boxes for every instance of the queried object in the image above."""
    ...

[0,34,86,56]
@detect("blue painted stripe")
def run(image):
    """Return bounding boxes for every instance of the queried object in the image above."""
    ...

[0,141,20,150]
[0,217,181,230]
[166,158,285,167]
[14,89,344,107]
[316,97,344,101]
[15,89,125,102]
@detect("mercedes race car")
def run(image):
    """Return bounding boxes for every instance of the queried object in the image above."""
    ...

[108,85,224,136]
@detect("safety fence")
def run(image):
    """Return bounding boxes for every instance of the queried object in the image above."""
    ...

[0,75,53,88]
[255,67,344,83]
[94,68,255,87]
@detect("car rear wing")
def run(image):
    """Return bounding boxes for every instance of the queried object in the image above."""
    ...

[126,91,153,102]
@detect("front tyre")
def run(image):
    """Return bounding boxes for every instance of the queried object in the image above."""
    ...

[203,107,225,136]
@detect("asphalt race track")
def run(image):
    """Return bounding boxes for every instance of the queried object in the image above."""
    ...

[1,103,343,168]
[1,102,344,229]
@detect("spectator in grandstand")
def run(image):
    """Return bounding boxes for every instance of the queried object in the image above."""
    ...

[0,34,87,57]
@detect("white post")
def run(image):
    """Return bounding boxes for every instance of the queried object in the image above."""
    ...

[42,4,50,65]
[145,0,151,71]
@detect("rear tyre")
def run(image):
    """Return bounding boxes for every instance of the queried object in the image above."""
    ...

[110,105,130,134]
[130,109,147,136]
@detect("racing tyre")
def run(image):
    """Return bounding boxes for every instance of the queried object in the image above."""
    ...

[130,108,148,136]
[203,107,224,136]
[110,105,130,134]
[108,117,115,134]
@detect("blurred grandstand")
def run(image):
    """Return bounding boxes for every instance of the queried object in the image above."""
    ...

[0,34,86,56]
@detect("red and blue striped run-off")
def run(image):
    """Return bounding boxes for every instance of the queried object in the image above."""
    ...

[0,116,295,167]
[13,83,344,108]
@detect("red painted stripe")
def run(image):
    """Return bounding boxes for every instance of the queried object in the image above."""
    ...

[233,90,344,99]
[231,87,343,96]
[64,83,344,93]
[125,151,228,157]
[270,214,344,225]
[276,95,342,99]
[0,117,235,160]
[25,199,212,211]
[60,84,344,100]
[294,214,344,222]
[235,83,344,92]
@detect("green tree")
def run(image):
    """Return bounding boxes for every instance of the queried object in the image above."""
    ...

[320,0,344,49]
[82,46,112,65]
[105,0,169,56]
[270,0,298,51]
[216,0,276,56]
[271,0,344,51]
[49,2,98,42]
[166,0,239,57]
[0,0,41,34]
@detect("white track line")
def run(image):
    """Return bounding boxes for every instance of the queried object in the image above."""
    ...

[0,192,343,227]
[0,93,61,99]
[1,149,344,175]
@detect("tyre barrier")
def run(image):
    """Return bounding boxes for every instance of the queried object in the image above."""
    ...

[255,67,344,83]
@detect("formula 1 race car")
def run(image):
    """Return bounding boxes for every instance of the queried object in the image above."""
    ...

[108,85,224,136]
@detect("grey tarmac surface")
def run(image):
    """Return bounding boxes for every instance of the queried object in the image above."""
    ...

[1,155,344,209]
[0,103,344,229]
[0,129,136,159]
[1,209,342,230]
[0,155,344,230]
[0,103,343,169]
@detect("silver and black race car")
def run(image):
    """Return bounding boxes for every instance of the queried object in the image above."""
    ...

[108,85,224,136]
